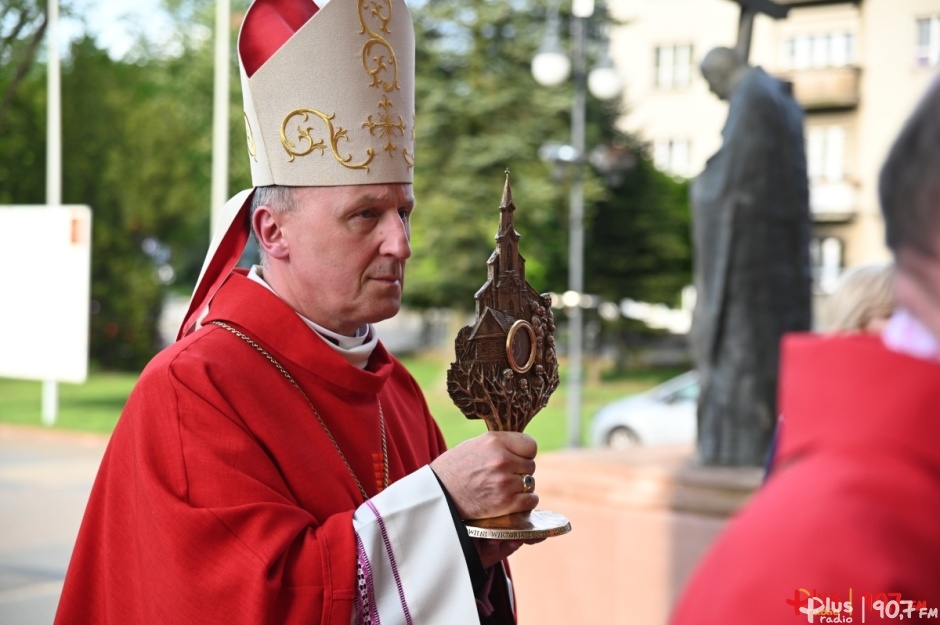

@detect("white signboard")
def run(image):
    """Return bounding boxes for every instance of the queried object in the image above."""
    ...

[0,205,92,383]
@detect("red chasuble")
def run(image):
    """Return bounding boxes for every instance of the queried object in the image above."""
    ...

[55,273,448,624]
[671,333,940,624]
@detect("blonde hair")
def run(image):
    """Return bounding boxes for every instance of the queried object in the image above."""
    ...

[824,263,895,332]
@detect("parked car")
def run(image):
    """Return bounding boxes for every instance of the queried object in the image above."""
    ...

[590,371,699,450]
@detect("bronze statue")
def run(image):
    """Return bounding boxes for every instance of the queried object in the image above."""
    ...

[690,1,812,467]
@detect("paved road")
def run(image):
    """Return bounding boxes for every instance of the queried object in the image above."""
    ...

[0,425,108,625]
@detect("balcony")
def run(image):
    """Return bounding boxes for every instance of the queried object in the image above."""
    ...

[780,66,861,110]
[809,180,857,222]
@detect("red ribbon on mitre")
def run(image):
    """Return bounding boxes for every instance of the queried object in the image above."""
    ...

[240,0,320,78]
[177,0,321,340]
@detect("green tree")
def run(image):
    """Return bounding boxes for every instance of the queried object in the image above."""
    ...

[586,144,693,372]
[408,0,691,320]
[0,0,47,128]
[57,35,217,367]
[0,0,51,203]
[586,147,692,306]
[0,55,45,205]
[411,0,583,308]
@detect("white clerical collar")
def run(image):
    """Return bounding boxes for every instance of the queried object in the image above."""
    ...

[882,307,940,362]
[247,266,378,369]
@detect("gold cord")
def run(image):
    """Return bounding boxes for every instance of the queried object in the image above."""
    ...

[211,321,389,500]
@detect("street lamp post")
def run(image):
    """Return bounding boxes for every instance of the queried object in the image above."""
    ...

[566,7,587,451]
[532,0,621,448]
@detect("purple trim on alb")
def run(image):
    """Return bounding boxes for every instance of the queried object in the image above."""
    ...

[355,532,381,625]
[366,500,414,625]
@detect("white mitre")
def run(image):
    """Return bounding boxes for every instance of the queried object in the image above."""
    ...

[178,0,415,339]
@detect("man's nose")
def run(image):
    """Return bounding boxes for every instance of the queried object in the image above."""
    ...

[380,214,412,259]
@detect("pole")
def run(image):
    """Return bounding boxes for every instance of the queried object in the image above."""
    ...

[210,0,231,233]
[43,0,61,426]
[566,12,587,448]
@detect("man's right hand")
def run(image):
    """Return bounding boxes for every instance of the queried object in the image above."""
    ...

[430,431,538,521]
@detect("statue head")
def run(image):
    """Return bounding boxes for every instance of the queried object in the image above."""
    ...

[700,47,749,101]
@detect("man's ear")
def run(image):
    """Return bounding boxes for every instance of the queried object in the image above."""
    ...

[252,206,290,260]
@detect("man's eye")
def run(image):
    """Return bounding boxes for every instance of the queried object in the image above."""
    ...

[398,209,410,221]
[358,209,376,219]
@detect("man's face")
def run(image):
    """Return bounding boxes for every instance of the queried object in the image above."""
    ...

[267,183,414,335]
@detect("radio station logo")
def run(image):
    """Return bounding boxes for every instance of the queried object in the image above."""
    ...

[786,588,938,623]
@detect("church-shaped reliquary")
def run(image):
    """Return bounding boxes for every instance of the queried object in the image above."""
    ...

[447,173,560,433]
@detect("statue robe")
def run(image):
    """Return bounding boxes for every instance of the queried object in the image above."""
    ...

[671,333,940,623]
[55,272,504,625]
[690,66,812,466]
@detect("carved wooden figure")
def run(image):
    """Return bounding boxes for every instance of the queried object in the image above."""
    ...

[447,172,560,434]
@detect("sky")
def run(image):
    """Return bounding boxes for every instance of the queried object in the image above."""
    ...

[58,0,175,59]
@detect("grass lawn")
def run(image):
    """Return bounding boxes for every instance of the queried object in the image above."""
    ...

[0,373,139,432]
[0,353,683,451]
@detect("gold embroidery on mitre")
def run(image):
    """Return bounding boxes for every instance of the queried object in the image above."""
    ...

[403,113,414,170]
[357,0,413,170]
[244,112,258,161]
[280,108,374,171]
[362,96,406,156]
[358,0,399,93]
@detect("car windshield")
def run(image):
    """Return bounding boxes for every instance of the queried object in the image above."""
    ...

[650,373,698,402]
[669,383,699,402]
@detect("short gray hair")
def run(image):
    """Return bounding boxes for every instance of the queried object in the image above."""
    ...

[878,75,940,257]
[249,185,296,264]
[250,185,296,217]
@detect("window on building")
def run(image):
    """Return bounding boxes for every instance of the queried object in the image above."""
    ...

[654,44,693,89]
[806,125,847,182]
[653,138,691,178]
[782,32,855,70]
[916,16,940,66]
[811,34,829,68]
[810,236,844,294]
[830,32,852,66]
[790,36,810,69]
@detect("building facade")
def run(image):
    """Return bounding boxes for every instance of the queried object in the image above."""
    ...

[607,0,940,296]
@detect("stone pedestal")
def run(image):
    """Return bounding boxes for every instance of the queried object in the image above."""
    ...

[510,446,763,625]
